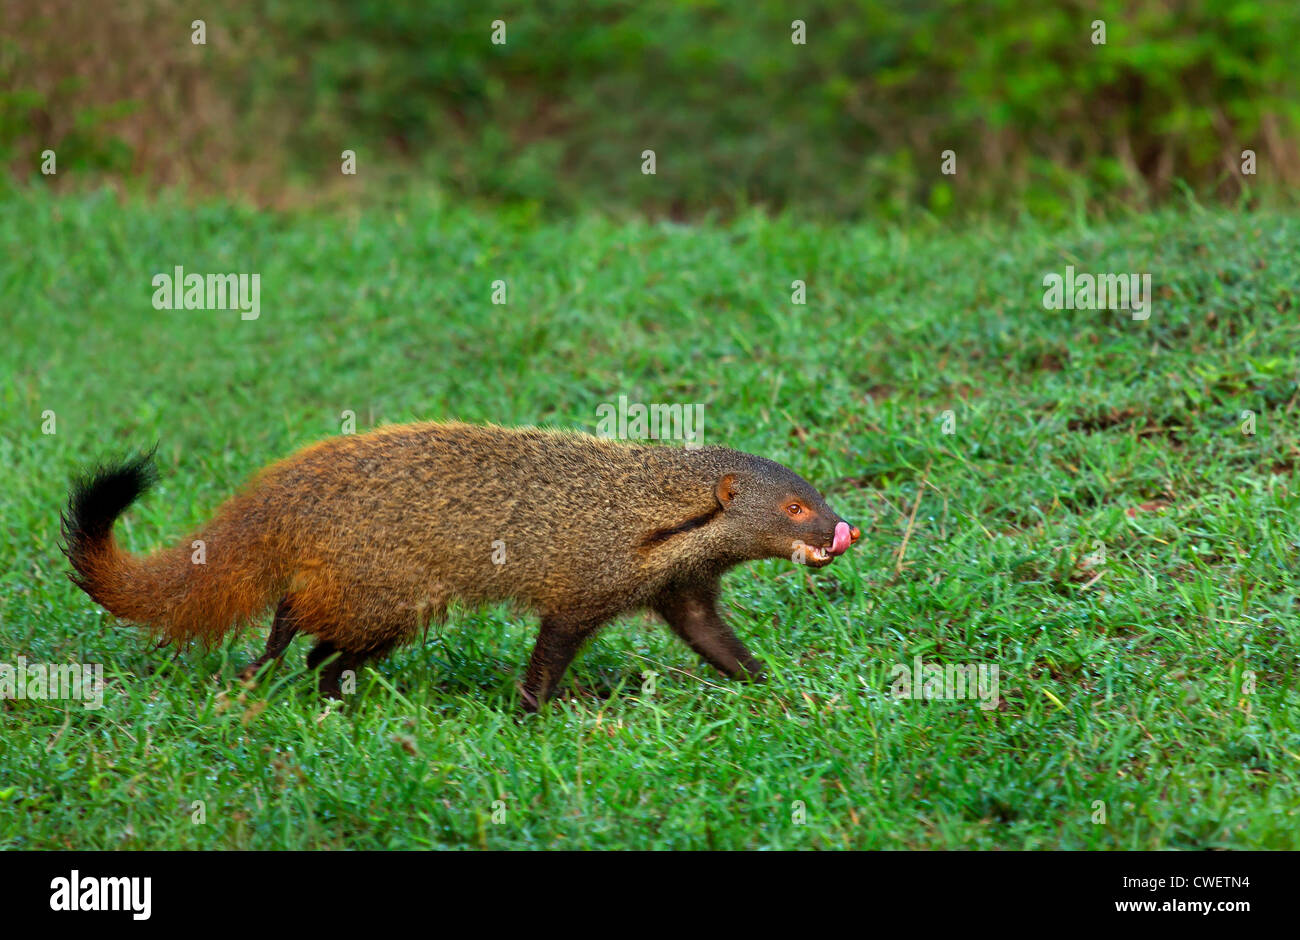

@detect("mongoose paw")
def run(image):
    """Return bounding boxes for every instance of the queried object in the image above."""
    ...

[518,683,541,712]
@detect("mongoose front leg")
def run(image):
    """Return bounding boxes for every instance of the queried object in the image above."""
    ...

[655,584,766,682]
[520,616,602,711]
[238,597,299,680]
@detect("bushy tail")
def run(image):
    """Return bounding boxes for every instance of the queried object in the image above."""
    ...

[62,450,281,645]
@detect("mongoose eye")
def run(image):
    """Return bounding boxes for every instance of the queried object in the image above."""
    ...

[785,503,806,518]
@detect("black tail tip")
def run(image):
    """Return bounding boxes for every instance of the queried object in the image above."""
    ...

[62,447,160,550]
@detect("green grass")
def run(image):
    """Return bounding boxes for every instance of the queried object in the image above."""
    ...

[2,189,1299,848]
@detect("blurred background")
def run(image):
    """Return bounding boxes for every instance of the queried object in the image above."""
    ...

[5,0,1298,221]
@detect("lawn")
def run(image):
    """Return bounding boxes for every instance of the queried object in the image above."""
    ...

[2,189,1298,848]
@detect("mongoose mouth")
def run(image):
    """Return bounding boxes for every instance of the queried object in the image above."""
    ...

[795,522,860,567]
[800,544,837,566]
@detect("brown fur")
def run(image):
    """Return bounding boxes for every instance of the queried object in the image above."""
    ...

[64,422,858,706]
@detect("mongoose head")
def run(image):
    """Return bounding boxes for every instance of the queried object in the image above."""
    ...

[714,457,860,568]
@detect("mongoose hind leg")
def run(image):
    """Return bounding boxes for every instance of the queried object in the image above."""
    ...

[654,582,766,682]
[238,597,299,680]
[307,641,371,700]
[304,604,407,698]
[520,614,607,712]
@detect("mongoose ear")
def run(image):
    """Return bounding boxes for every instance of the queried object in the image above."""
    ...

[715,473,740,507]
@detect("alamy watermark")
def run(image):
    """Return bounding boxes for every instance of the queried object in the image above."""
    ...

[889,655,999,710]
[595,395,704,448]
[1042,265,1151,320]
[151,266,260,320]
[50,870,150,920]
[1,656,104,710]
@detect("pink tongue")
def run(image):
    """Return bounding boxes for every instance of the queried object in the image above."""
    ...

[830,521,852,555]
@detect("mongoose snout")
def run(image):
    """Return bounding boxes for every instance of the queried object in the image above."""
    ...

[797,520,861,567]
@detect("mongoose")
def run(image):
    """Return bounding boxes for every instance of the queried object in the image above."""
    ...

[62,422,859,708]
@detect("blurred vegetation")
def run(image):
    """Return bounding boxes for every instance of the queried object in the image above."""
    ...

[4,0,1299,220]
